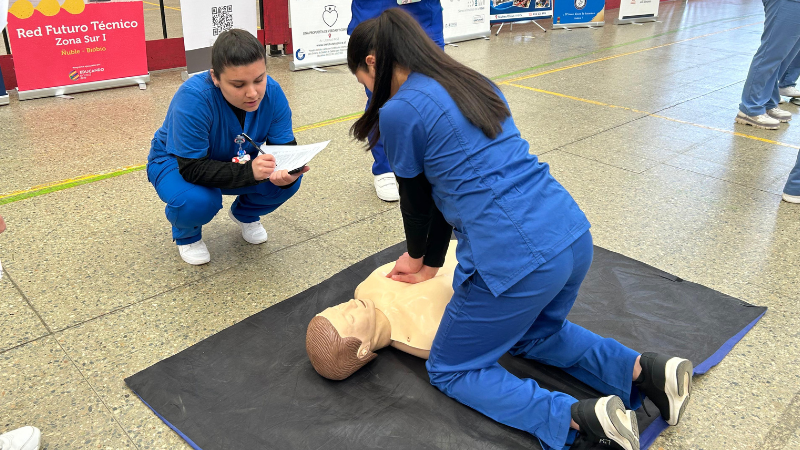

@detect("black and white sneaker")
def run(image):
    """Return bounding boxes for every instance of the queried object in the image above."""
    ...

[572,396,640,450]
[636,352,693,426]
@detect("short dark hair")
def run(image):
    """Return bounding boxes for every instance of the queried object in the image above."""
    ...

[306,316,377,380]
[211,29,266,77]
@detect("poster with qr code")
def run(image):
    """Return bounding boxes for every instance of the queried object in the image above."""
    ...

[179,0,258,75]
[288,0,352,71]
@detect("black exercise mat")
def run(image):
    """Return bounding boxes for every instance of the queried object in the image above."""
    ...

[126,242,766,450]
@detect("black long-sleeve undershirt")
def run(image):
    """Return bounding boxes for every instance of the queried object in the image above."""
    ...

[397,173,453,268]
[176,100,298,190]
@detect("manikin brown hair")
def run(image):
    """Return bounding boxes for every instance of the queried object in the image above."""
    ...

[306,316,378,380]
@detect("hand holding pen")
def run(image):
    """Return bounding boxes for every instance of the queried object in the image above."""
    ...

[241,133,309,186]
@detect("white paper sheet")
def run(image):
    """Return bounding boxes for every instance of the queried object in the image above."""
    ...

[260,140,330,172]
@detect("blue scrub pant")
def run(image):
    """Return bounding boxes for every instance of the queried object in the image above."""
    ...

[784,151,800,196]
[147,158,301,245]
[739,0,800,116]
[426,231,642,450]
[779,50,800,89]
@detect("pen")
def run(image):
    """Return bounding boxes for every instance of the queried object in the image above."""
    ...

[240,132,265,154]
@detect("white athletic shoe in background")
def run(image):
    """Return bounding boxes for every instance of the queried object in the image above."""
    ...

[228,210,268,244]
[374,173,400,202]
[178,240,211,265]
[735,111,780,130]
[0,426,41,450]
[767,107,792,122]
[779,86,800,98]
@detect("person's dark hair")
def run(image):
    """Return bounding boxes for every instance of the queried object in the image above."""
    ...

[306,316,377,380]
[211,29,266,78]
[348,9,510,148]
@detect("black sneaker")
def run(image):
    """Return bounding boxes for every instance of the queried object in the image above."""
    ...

[636,352,693,426]
[571,396,640,450]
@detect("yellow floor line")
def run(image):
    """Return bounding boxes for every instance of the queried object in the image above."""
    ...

[508,84,799,149]
[142,1,181,11]
[498,21,762,85]
[0,20,773,204]
[0,114,364,202]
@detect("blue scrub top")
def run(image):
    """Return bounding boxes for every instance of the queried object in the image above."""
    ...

[148,71,294,164]
[348,0,444,47]
[380,73,591,297]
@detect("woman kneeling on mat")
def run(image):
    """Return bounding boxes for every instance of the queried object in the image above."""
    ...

[341,9,692,450]
[147,29,308,265]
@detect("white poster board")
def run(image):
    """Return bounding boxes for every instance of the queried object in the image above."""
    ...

[179,0,259,75]
[442,0,491,44]
[615,0,658,24]
[289,0,352,71]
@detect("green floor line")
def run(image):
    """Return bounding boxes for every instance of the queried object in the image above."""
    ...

[0,166,146,206]
[0,12,763,206]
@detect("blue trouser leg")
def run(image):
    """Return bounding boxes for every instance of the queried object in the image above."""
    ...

[426,232,640,450]
[779,50,800,89]
[147,158,301,244]
[739,0,800,116]
[784,150,800,196]
[365,87,392,176]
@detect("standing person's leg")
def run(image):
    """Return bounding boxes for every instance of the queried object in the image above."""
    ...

[147,158,223,264]
[426,235,639,450]
[779,46,800,97]
[222,175,303,243]
[509,232,693,427]
[768,35,800,115]
[737,0,800,128]
[782,150,800,203]
[365,88,399,202]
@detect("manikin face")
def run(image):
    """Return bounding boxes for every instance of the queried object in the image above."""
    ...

[211,59,267,112]
[318,298,377,358]
[354,55,376,93]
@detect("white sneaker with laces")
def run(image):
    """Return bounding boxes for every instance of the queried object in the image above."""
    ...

[779,86,800,98]
[178,240,210,265]
[228,209,268,244]
[374,172,400,202]
[0,426,41,450]
[767,107,792,122]
[783,193,800,204]
[735,111,780,130]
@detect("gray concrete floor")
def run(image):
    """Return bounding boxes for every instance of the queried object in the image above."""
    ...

[1,0,800,448]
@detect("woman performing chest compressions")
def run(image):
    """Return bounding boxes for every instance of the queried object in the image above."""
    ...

[341,9,693,450]
[147,29,308,265]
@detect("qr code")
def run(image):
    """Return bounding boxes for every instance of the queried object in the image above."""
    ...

[212,5,233,36]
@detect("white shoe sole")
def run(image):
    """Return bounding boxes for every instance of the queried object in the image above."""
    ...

[595,396,640,450]
[179,251,210,265]
[735,116,779,130]
[782,193,800,204]
[769,115,792,123]
[663,357,693,426]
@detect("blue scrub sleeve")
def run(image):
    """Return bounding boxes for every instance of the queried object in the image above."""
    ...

[167,87,214,160]
[265,80,295,146]
[379,99,427,178]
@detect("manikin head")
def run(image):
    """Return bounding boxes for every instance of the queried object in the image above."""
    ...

[306,299,379,380]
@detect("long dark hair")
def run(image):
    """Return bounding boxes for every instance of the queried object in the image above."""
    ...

[348,8,510,148]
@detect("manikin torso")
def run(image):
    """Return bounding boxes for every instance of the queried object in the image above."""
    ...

[353,246,457,358]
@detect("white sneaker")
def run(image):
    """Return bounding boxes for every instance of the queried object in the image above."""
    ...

[178,240,210,265]
[228,209,268,244]
[767,107,792,122]
[374,172,400,202]
[783,192,800,204]
[0,426,41,450]
[779,86,800,98]
[735,111,780,130]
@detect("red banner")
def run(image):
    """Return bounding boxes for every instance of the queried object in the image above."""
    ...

[7,0,147,92]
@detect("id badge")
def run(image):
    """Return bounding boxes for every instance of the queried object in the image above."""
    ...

[397,0,421,4]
